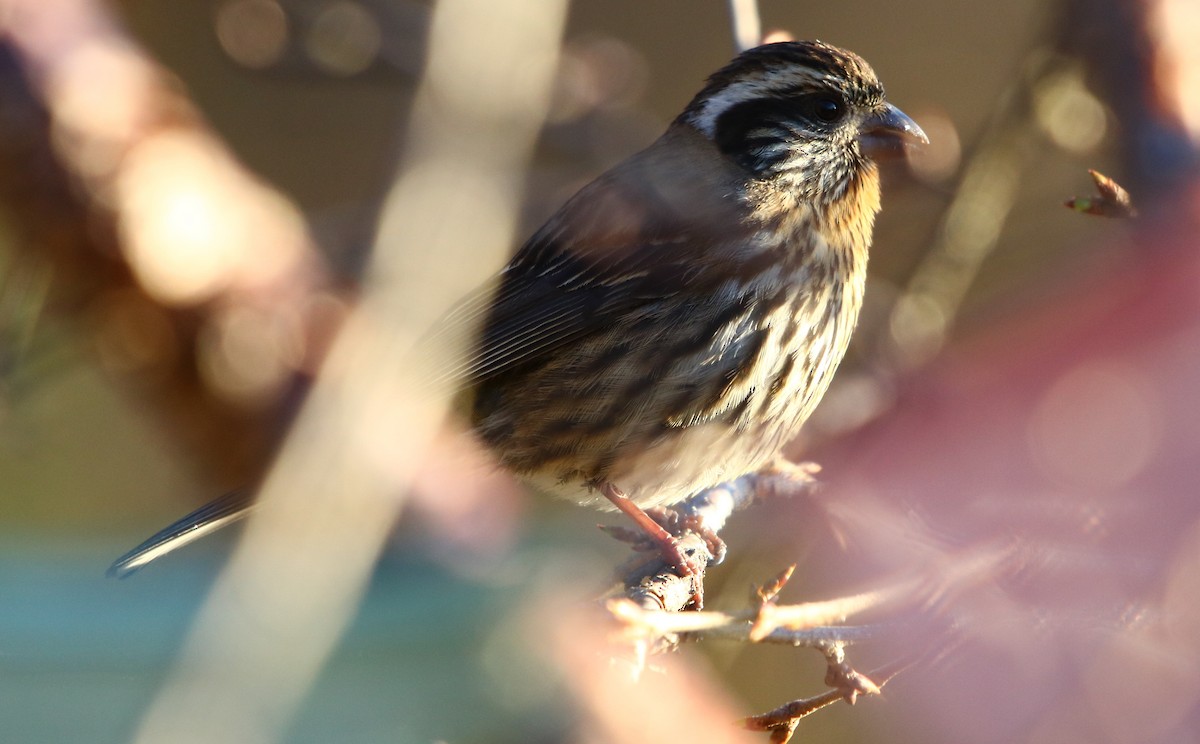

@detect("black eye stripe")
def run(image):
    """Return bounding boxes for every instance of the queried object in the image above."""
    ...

[714,99,790,160]
[713,93,848,161]
[742,134,781,148]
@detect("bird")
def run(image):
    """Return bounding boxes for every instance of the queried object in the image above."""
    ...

[109,40,927,580]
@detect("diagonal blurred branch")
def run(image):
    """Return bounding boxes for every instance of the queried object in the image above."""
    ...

[126,1,568,743]
[874,0,1198,381]
[878,51,1054,376]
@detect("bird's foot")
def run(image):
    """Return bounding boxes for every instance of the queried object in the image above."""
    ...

[598,482,711,608]
[644,506,727,566]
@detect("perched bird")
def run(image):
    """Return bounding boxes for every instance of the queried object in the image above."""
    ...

[110,40,926,579]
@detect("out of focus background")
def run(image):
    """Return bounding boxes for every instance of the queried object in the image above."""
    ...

[2,0,1199,742]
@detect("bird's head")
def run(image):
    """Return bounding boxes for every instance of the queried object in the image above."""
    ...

[681,41,927,203]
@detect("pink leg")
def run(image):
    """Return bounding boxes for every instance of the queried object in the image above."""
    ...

[599,482,701,576]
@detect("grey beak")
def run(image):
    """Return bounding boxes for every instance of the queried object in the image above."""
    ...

[859,103,928,158]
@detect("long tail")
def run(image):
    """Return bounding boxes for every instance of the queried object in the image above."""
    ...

[107,490,255,578]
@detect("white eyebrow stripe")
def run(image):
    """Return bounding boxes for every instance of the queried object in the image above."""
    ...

[685,67,847,137]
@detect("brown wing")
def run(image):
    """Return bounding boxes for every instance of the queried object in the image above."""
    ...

[440,125,752,386]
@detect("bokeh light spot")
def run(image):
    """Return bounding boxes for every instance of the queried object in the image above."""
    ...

[1029,361,1162,492]
[91,289,179,375]
[45,40,155,181]
[198,303,303,405]
[117,131,242,304]
[549,36,648,123]
[216,0,289,70]
[115,129,309,305]
[889,291,948,368]
[1034,69,1108,154]
[906,108,961,184]
[47,40,154,144]
[304,0,381,76]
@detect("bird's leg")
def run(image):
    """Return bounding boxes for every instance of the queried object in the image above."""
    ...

[598,481,705,578]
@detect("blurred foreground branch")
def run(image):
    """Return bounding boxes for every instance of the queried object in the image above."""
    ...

[124,0,569,742]
[0,0,337,486]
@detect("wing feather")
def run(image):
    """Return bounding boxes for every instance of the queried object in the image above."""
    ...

[441,135,749,387]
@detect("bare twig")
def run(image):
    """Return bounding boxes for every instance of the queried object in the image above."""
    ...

[693,621,896,648]
[742,656,915,743]
[755,564,796,604]
[608,538,1014,666]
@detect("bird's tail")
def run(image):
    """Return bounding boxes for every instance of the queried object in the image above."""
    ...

[107,490,255,578]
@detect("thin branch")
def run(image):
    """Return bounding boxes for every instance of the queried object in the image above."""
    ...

[742,656,915,743]
[610,539,1014,641]
[694,621,896,647]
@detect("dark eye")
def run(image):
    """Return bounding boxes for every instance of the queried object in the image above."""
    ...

[805,94,846,125]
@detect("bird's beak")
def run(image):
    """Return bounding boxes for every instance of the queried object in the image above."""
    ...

[859,103,928,159]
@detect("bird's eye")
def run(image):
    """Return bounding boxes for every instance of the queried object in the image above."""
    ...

[805,94,846,125]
